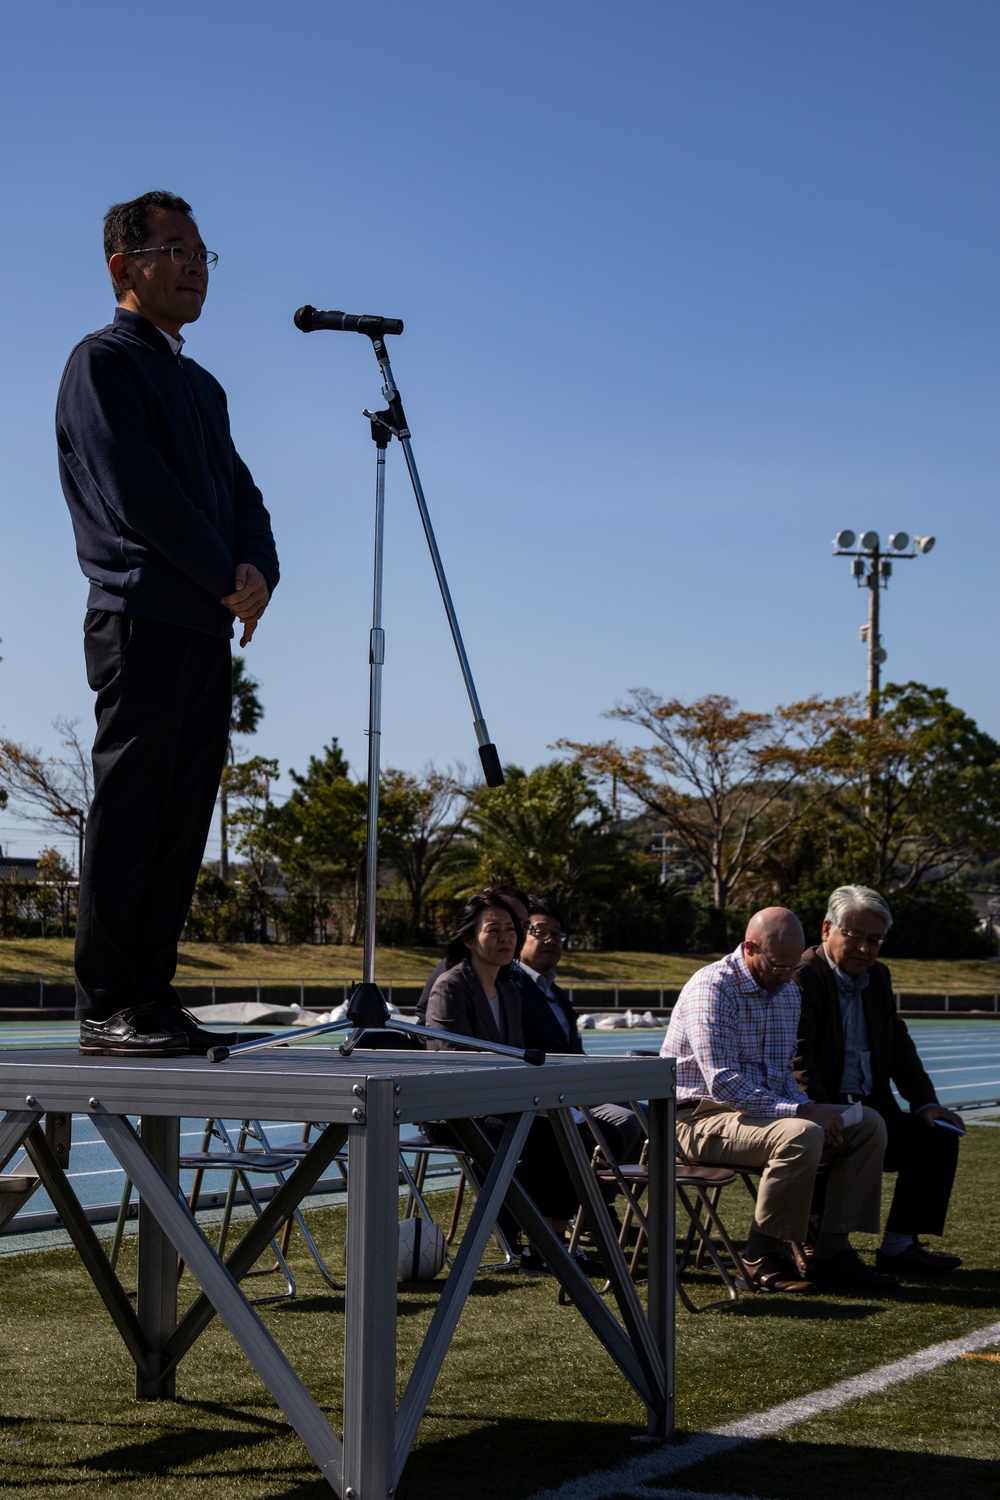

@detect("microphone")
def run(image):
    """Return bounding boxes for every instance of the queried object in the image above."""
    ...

[295,306,404,337]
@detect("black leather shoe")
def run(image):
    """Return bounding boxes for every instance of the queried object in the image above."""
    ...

[806,1247,900,1291]
[79,1005,188,1057]
[875,1241,963,1275]
[154,1006,263,1055]
[520,1244,606,1277]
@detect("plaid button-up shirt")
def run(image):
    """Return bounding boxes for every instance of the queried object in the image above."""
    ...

[661,945,807,1118]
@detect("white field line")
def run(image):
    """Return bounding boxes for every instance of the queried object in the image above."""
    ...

[918,1044,1000,1053]
[925,1065,1000,1075]
[637,1490,771,1500]
[527,1320,1000,1500]
[919,1040,1000,1047]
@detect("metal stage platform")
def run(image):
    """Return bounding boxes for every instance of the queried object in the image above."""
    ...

[0,1043,676,1498]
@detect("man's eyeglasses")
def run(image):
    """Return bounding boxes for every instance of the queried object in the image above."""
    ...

[124,246,218,269]
[836,924,884,949]
[747,942,797,976]
[526,924,566,943]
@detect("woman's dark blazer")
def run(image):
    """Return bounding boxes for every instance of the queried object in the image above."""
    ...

[424,956,524,1049]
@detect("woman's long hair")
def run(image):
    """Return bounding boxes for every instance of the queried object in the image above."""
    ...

[443,892,524,978]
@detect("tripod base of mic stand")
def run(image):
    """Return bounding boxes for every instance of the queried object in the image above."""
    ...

[205,991,547,1065]
[339,981,393,1057]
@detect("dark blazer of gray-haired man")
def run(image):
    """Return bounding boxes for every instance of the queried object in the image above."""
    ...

[795,928,963,1277]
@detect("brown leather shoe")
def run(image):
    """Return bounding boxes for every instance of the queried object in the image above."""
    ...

[741,1251,817,1294]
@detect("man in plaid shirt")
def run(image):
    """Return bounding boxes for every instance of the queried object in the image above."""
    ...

[662,907,898,1294]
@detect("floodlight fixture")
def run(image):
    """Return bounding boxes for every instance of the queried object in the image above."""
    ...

[830,521,937,719]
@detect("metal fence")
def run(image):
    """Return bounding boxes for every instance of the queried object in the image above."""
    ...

[2,977,999,1016]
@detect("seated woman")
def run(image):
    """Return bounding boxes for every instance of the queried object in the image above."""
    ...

[424,891,524,1051]
[424,891,602,1276]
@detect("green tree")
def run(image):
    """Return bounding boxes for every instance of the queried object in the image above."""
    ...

[225,754,280,941]
[378,766,470,939]
[271,741,456,945]
[440,760,631,933]
[35,847,75,938]
[219,657,264,882]
[269,741,368,943]
[187,868,242,942]
[826,681,1000,890]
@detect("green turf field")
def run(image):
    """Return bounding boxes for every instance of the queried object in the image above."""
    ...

[3,936,1000,991]
[0,1126,997,1497]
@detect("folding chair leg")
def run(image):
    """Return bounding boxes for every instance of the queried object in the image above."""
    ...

[402,1147,430,1219]
[453,1159,517,1267]
[674,1183,742,1311]
[446,1172,466,1244]
[691,1182,724,1269]
[241,1119,343,1290]
[108,1178,133,1271]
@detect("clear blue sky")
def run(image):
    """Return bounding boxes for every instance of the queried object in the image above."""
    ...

[1,1,997,865]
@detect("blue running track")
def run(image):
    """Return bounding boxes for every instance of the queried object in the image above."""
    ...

[1,1018,998,1233]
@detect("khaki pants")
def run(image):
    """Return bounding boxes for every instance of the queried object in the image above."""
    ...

[676,1103,887,1242]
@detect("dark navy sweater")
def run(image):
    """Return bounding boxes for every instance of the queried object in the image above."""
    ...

[56,308,279,638]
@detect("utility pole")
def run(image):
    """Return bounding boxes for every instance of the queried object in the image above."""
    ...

[57,805,84,879]
[832,530,936,718]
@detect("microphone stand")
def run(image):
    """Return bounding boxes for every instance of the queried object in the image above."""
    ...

[209,326,539,1068]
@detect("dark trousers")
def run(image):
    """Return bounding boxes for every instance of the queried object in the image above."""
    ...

[426,1109,636,1245]
[811,1100,960,1238]
[74,611,231,1021]
[883,1108,959,1237]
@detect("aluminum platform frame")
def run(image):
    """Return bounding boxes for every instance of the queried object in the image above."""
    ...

[0,1045,675,1498]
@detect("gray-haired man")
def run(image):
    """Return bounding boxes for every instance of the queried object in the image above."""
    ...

[794,885,964,1276]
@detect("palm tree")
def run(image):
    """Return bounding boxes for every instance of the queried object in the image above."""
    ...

[219,656,264,881]
[439,760,629,931]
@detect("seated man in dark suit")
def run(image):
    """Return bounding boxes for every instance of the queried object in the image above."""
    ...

[517,899,642,1170]
[794,884,964,1276]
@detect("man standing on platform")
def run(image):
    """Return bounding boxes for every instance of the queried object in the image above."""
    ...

[794,884,964,1276]
[57,190,279,1057]
[662,907,896,1294]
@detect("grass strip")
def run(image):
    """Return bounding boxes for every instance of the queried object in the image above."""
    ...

[4,938,1000,993]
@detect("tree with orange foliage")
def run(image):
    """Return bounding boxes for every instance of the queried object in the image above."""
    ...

[561,690,853,938]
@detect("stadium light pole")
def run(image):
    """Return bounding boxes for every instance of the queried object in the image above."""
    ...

[831,529,936,718]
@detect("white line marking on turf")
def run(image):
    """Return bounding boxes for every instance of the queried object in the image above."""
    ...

[526,1319,1000,1500]
[637,1490,772,1499]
